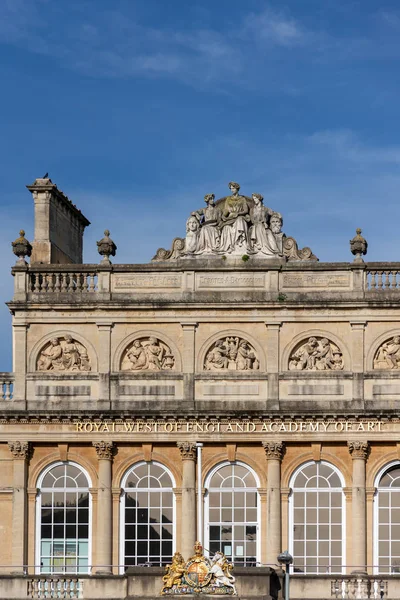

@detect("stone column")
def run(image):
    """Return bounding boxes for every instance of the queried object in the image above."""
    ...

[263,442,285,566]
[93,441,115,574]
[177,442,197,560]
[8,441,32,573]
[348,441,369,574]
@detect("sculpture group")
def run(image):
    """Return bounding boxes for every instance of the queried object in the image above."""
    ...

[121,337,175,371]
[204,337,259,371]
[37,335,91,371]
[153,182,317,261]
[161,542,236,595]
[374,336,400,370]
[289,337,344,371]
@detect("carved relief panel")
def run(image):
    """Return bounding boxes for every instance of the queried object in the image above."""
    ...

[288,336,344,371]
[373,336,400,370]
[120,337,175,371]
[37,335,91,372]
[204,337,259,371]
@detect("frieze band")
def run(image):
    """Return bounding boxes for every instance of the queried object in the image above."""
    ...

[74,419,385,434]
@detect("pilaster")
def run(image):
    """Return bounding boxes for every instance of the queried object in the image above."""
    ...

[348,441,369,574]
[96,323,113,403]
[12,323,28,405]
[350,322,366,402]
[265,322,281,406]
[263,441,285,566]
[8,441,32,573]
[93,441,115,574]
[177,442,197,559]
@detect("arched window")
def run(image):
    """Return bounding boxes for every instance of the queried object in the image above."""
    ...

[374,462,400,573]
[120,462,175,570]
[204,462,259,566]
[36,462,91,574]
[289,461,345,574]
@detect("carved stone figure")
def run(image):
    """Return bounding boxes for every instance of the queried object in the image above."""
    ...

[191,194,221,254]
[374,336,400,370]
[185,215,200,255]
[289,336,344,371]
[218,182,250,254]
[204,337,259,371]
[121,337,175,371]
[37,336,91,371]
[152,181,318,262]
[37,338,64,371]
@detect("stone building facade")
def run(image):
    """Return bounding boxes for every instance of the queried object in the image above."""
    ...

[1,178,400,599]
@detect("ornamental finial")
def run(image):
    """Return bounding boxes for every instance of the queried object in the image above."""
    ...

[350,228,367,263]
[97,229,117,264]
[11,230,32,265]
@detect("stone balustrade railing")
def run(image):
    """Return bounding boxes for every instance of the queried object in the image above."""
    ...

[331,577,388,599]
[9,261,400,302]
[0,374,13,400]
[27,576,82,599]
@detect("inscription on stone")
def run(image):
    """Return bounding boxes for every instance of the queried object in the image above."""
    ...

[282,272,350,289]
[114,274,182,290]
[197,273,264,289]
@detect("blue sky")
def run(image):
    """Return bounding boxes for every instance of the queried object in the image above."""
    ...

[1,0,400,369]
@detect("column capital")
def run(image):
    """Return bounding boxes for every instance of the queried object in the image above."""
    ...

[180,322,198,330]
[264,322,282,330]
[348,441,370,460]
[262,441,285,461]
[350,321,367,330]
[96,322,114,331]
[177,441,197,461]
[8,441,32,460]
[93,441,115,460]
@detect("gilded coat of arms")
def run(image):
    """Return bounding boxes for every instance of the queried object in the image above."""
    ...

[161,541,236,595]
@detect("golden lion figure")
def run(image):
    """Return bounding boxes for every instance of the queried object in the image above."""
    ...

[162,552,186,591]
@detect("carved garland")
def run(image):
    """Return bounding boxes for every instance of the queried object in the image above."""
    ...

[120,336,175,371]
[204,337,259,371]
[288,336,344,371]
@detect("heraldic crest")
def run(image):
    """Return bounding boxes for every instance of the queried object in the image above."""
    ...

[161,541,237,595]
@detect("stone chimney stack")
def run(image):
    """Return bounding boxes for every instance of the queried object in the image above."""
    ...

[26,177,90,264]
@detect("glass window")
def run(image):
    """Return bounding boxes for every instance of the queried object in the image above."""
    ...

[205,463,259,566]
[290,461,344,574]
[375,465,400,573]
[121,462,174,569]
[37,463,90,574]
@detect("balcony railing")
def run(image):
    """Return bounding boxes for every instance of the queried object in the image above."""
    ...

[0,373,13,400]
[27,577,82,599]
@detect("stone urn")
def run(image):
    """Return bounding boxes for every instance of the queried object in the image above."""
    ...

[97,229,117,264]
[11,230,32,264]
[350,228,367,263]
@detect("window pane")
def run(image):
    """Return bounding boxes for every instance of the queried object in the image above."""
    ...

[291,462,344,574]
[123,462,174,567]
[206,463,258,566]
